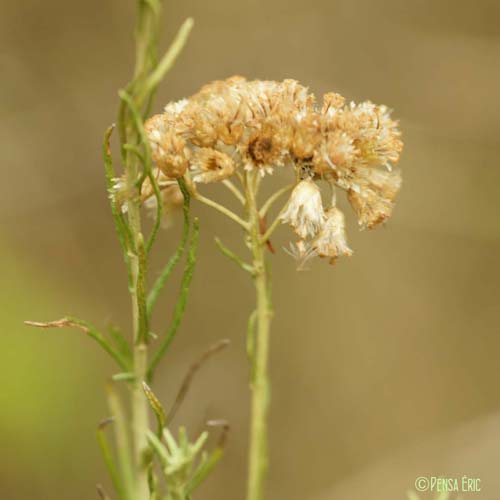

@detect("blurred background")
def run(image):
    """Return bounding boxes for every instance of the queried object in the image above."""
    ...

[2,0,500,498]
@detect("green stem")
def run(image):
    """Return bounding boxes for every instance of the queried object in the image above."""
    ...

[245,175,273,500]
[125,122,150,499]
[132,343,149,500]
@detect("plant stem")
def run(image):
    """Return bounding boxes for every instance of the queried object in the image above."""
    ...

[245,174,273,500]
[132,343,149,500]
[126,160,150,499]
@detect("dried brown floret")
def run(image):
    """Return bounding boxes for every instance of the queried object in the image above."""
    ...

[290,113,321,161]
[190,147,236,184]
[243,119,290,173]
[145,114,190,178]
[347,168,402,229]
[313,129,357,175]
[321,92,345,115]
[341,102,403,168]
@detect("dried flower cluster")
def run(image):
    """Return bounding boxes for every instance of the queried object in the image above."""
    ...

[139,76,403,265]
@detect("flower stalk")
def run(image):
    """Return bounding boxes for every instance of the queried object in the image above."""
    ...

[245,173,273,500]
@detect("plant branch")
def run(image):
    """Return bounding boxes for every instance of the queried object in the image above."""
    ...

[260,204,287,243]
[222,179,246,204]
[194,192,249,230]
[259,184,293,218]
[214,237,254,274]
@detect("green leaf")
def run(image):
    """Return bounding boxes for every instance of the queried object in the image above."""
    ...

[108,324,133,364]
[147,430,169,467]
[102,125,132,268]
[147,217,200,381]
[118,90,164,255]
[187,447,223,494]
[142,382,166,434]
[112,372,136,382]
[138,18,194,102]
[144,169,163,254]
[96,418,127,500]
[146,178,191,318]
[24,317,131,371]
[187,421,228,494]
[163,427,180,454]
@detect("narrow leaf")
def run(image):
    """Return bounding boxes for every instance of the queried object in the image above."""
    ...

[142,382,166,433]
[146,430,169,467]
[96,419,126,500]
[139,18,194,101]
[25,317,131,371]
[147,217,200,381]
[108,325,133,365]
[112,372,136,382]
[118,90,163,254]
[146,178,191,318]
[187,448,223,494]
[187,421,228,495]
[103,125,132,264]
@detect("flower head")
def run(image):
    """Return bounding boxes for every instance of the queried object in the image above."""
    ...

[347,168,402,228]
[144,76,403,266]
[242,119,290,175]
[312,207,352,263]
[280,178,325,239]
[145,114,190,178]
[190,148,235,184]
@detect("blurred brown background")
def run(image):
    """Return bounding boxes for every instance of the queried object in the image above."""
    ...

[2,0,500,499]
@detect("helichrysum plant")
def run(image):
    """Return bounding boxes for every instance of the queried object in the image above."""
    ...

[117,76,403,500]
[26,2,230,500]
[25,0,404,497]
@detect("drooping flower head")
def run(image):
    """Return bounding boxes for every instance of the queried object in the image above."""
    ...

[312,207,352,264]
[280,179,325,239]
